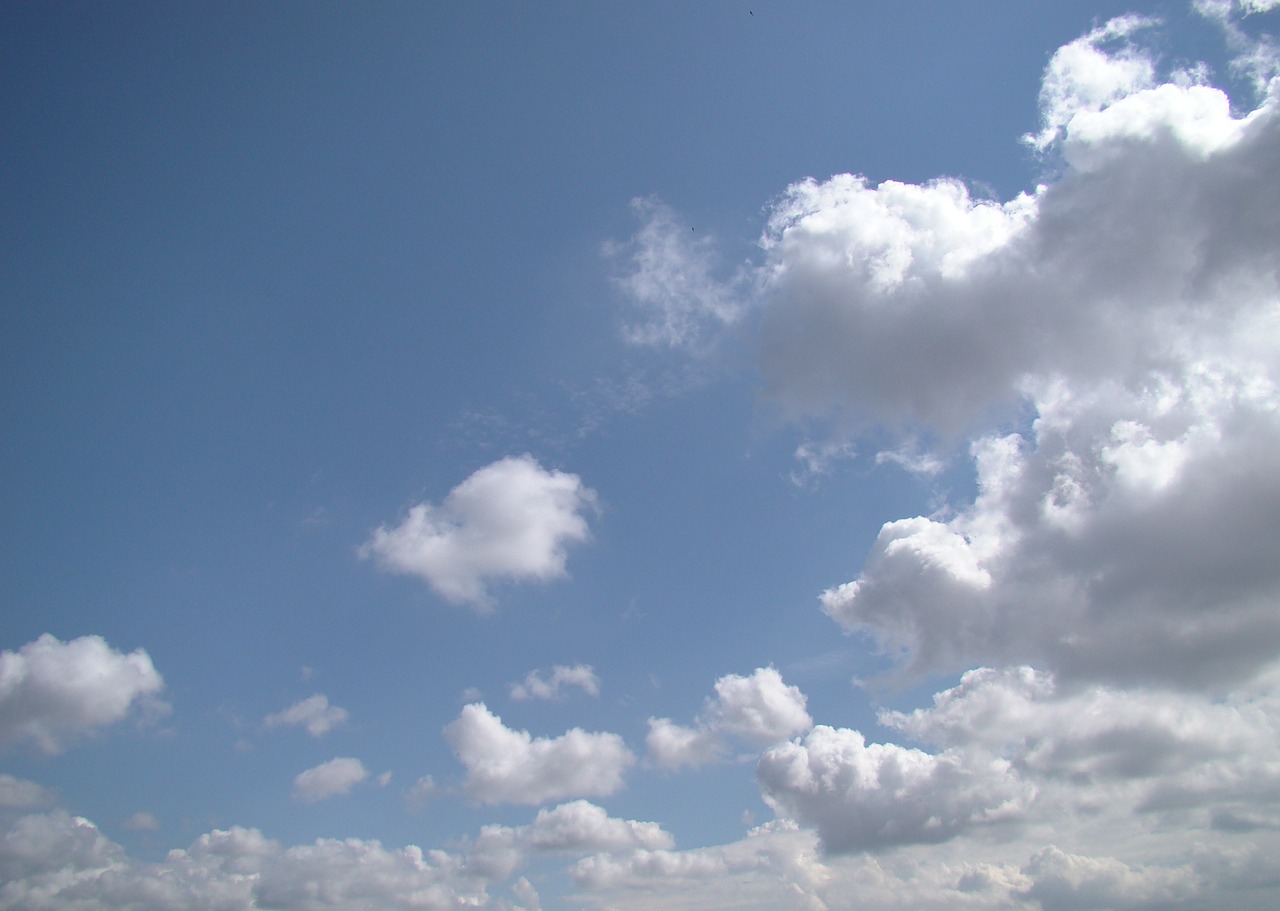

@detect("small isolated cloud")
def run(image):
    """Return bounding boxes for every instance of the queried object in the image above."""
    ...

[361,455,597,610]
[0,773,53,809]
[405,774,436,811]
[606,196,746,352]
[122,811,160,831]
[0,633,166,755]
[444,703,634,805]
[789,440,857,487]
[647,667,812,770]
[263,693,349,738]
[510,664,600,701]
[292,757,369,803]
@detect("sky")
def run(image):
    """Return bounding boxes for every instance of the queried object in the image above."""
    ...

[3,1,1280,908]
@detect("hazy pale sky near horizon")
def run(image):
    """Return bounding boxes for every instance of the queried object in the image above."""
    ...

[4,2,1280,909]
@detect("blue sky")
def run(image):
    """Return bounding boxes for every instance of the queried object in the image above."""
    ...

[4,2,1280,909]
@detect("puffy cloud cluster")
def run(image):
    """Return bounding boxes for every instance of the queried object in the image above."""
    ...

[762,15,1280,692]
[757,725,1032,854]
[264,693,349,737]
[361,455,596,610]
[0,799,673,911]
[646,667,812,770]
[609,9,1280,908]
[444,703,634,805]
[0,634,165,755]
[509,664,600,701]
[466,800,674,880]
[0,809,534,911]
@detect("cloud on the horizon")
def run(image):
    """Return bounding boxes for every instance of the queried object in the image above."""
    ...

[0,634,166,755]
[647,667,812,770]
[264,693,349,738]
[509,664,600,701]
[292,757,369,803]
[361,455,597,610]
[445,703,634,805]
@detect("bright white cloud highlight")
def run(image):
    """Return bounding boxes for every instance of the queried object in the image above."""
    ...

[509,664,600,701]
[361,455,597,609]
[292,757,369,803]
[264,693,349,737]
[445,703,634,805]
[647,667,812,769]
[0,634,165,755]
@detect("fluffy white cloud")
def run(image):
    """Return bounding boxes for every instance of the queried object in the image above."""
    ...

[293,757,369,803]
[757,725,1033,854]
[361,455,597,610]
[0,634,165,755]
[647,667,812,769]
[264,693,349,737]
[0,801,670,911]
[509,664,600,701]
[466,800,674,880]
[757,21,1280,688]
[444,703,634,805]
[820,366,1280,687]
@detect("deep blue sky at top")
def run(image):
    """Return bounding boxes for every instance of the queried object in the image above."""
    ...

[0,0,1212,856]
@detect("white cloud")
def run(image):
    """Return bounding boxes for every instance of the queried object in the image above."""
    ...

[292,757,369,803]
[0,634,166,755]
[467,800,675,880]
[800,61,1280,684]
[0,801,672,911]
[646,667,812,770]
[444,703,634,805]
[1026,15,1159,151]
[607,197,746,351]
[820,367,1280,687]
[122,811,160,831]
[0,773,53,809]
[264,693,349,737]
[361,455,597,610]
[406,775,436,810]
[509,664,600,701]
[757,725,1033,854]
[645,717,725,770]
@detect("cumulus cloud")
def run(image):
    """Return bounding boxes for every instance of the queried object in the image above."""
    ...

[444,703,634,805]
[0,634,166,755]
[509,665,600,701]
[292,757,369,803]
[0,800,673,911]
[466,800,674,880]
[361,455,597,610]
[264,693,349,737]
[757,725,1033,854]
[783,30,1280,687]
[646,667,812,770]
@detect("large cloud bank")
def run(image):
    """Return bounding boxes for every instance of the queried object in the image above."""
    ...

[593,6,1280,910]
